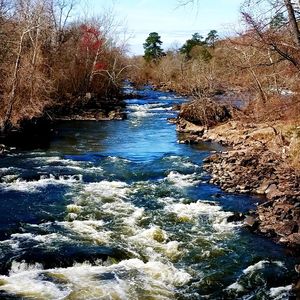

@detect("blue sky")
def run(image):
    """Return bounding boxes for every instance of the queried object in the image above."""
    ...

[79,0,243,55]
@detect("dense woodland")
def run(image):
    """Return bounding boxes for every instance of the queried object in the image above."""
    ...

[0,0,128,132]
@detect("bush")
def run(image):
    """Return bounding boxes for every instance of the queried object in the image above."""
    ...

[179,98,232,127]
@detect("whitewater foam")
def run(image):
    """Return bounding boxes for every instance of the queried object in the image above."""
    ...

[57,220,110,244]
[243,260,269,274]
[166,171,200,187]
[82,180,130,201]
[269,285,292,299]
[0,174,82,193]
[0,259,191,299]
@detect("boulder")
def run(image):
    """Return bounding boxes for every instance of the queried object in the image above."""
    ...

[227,213,245,223]
[256,180,271,195]
[280,233,300,246]
[244,216,259,230]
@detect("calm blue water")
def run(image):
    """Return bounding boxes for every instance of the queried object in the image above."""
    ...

[0,85,298,299]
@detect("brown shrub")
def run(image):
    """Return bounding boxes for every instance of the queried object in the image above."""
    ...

[179,97,232,127]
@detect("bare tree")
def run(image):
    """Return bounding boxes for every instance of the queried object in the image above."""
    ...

[49,0,76,49]
[241,0,300,70]
[283,0,300,47]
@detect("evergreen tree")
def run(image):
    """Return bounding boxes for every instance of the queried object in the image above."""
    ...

[180,33,205,59]
[205,30,218,48]
[143,32,165,62]
[270,12,287,29]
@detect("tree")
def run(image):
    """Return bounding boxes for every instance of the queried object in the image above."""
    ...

[143,32,165,62]
[0,0,128,131]
[205,30,218,48]
[283,0,300,47]
[241,0,300,70]
[270,12,287,29]
[180,33,205,59]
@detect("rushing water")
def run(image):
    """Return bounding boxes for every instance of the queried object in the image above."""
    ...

[0,85,298,300]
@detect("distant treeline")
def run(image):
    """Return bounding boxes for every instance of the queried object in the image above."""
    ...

[129,0,300,123]
[0,0,128,132]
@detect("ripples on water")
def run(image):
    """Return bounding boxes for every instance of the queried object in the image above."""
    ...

[0,86,298,299]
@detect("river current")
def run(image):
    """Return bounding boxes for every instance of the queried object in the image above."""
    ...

[0,86,298,299]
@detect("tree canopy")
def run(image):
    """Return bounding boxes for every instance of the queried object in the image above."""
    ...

[143,32,165,62]
[205,30,218,48]
[180,33,205,59]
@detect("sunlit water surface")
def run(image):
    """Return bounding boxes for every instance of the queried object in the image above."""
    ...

[0,85,298,299]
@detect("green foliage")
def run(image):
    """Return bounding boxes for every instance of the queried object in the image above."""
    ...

[205,30,218,48]
[180,32,213,61]
[189,45,212,61]
[143,32,165,62]
[270,12,287,29]
[180,33,205,59]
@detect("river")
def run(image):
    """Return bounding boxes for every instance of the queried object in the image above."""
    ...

[0,85,298,299]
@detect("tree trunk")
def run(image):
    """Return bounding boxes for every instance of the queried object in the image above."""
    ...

[2,31,26,131]
[29,22,40,105]
[284,0,300,48]
[249,67,268,104]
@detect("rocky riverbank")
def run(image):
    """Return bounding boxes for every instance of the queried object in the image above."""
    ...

[176,113,300,249]
[53,96,127,121]
[54,108,126,121]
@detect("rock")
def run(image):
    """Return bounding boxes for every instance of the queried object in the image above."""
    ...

[280,233,300,246]
[203,154,220,164]
[179,97,232,127]
[0,144,9,155]
[176,118,205,135]
[0,144,6,152]
[276,221,299,237]
[257,200,273,208]
[85,92,92,100]
[293,278,300,300]
[178,139,197,144]
[227,213,245,223]
[256,180,271,195]
[244,216,259,230]
[183,118,300,247]
[167,118,177,124]
[172,104,181,111]
[108,110,127,120]
[265,184,283,200]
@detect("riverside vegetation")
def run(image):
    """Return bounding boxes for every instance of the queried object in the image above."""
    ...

[0,0,128,139]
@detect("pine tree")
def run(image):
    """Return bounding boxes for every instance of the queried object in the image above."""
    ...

[205,30,218,48]
[180,33,205,59]
[143,32,165,62]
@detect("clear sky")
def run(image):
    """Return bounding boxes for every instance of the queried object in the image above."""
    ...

[79,0,243,55]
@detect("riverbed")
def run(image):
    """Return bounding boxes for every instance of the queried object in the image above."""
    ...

[0,86,298,299]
